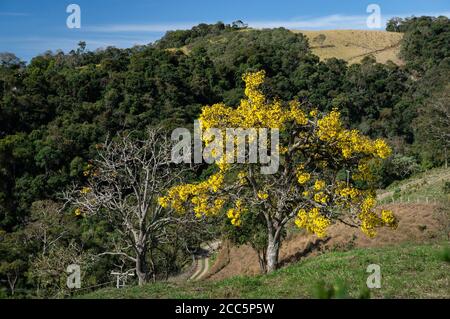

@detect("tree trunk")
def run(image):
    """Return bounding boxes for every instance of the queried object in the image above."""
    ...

[257,249,267,274]
[135,247,148,286]
[445,146,448,169]
[7,273,17,296]
[266,233,280,273]
[149,256,156,283]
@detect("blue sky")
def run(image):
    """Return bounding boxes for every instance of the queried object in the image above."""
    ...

[1,0,449,61]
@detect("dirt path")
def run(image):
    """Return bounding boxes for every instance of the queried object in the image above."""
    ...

[188,259,202,281]
[198,257,210,279]
[188,241,220,281]
[190,257,210,281]
[347,42,401,62]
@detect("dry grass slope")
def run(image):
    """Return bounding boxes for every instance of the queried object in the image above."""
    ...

[292,30,403,65]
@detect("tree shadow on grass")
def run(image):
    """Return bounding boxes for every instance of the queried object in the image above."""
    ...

[279,237,331,268]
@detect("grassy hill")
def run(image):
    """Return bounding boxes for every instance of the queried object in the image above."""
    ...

[294,30,403,65]
[82,243,449,298]
[170,29,404,65]
[378,166,450,204]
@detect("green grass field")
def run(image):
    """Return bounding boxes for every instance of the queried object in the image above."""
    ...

[81,242,449,299]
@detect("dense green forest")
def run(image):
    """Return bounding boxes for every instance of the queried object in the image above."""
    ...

[0,16,449,297]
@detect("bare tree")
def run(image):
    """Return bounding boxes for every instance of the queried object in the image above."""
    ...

[0,230,27,296]
[63,128,187,285]
[0,52,23,68]
[29,240,90,298]
[24,200,69,257]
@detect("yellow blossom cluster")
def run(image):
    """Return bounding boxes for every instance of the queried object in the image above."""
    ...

[351,160,373,182]
[199,70,311,132]
[158,172,225,215]
[257,191,269,200]
[381,209,397,226]
[317,110,392,160]
[82,163,93,177]
[335,182,360,200]
[160,70,315,222]
[289,101,309,125]
[226,199,246,226]
[357,195,397,236]
[191,196,225,218]
[295,207,331,238]
[313,180,326,191]
[237,170,247,185]
[297,172,311,184]
[80,187,91,194]
[373,139,392,159]
[314,192,328,204]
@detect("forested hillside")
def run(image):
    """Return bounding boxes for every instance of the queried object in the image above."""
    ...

[0,16,449,297]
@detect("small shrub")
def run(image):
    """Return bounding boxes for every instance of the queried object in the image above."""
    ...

[417,225,427,232]
[313,34,326,45]
[378,154,421,187]
[313,280,349,299]
[357,285,371,299]
[439,246,450,263]
[443,181,450,194]
[393,188,401,200]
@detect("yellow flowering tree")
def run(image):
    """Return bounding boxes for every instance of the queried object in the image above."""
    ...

[160,70,397,272]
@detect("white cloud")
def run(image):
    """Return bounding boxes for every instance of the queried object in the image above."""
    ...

[248,14,369,30]
[0,12,29,16]
[86,22,200,33]
[85,11,450,34]
[0,36,155,55]
[247,11,450,30]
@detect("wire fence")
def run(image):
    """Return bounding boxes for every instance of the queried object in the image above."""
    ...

[1,279,116,298]
[378,195,443,205]
[71,280,116,292]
